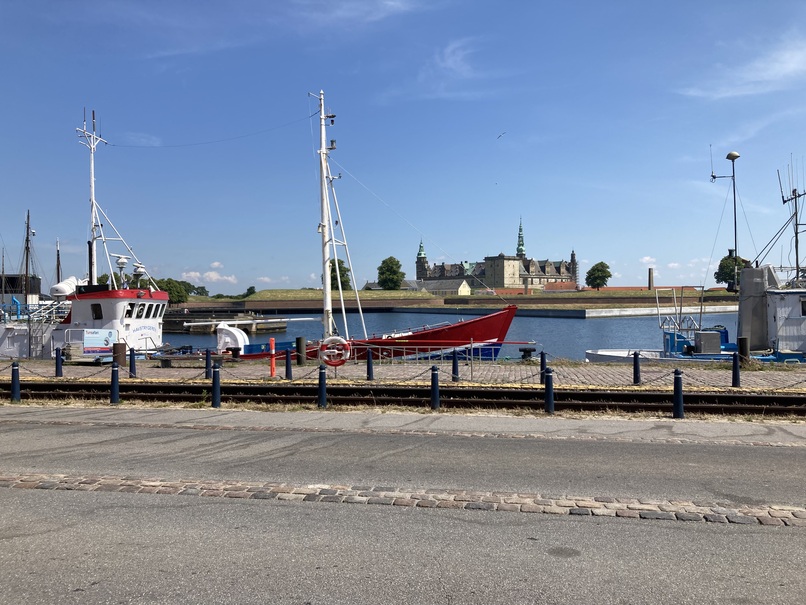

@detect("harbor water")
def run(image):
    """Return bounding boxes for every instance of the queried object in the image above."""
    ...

[165,311,739,361]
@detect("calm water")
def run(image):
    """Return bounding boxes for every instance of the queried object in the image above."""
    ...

[167,311,738,361]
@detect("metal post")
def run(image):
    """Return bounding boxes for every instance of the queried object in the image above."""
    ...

[129,347,137,378]
[110,362,120,405]
[731,352,740,388]
[366,349,374,381]
[632,351,641,385]
[211,363,221,408]
[430,365,440,410]
[673,369,684,419]
[452,349,459,383]
[296,337,306,365]
[544,367,554,414]
[318,364,327,409]
[11,361,20,403]
[540,351,547,385]
[205,349,212,380]
[270,337,276,378]
[285,349,293,380]
[55,347,63,378]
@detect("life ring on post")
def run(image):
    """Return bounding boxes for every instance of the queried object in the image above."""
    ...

[319,336,351,367]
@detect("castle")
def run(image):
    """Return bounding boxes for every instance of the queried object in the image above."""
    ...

[415,221,578,293]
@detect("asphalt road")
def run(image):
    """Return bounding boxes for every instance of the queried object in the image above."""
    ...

[1,406,805,604]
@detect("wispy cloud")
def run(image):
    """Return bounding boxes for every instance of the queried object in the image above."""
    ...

[203,271,237,284]
[681,36,806,100]
[415,38,498,100]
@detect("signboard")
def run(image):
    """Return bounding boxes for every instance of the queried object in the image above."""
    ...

[83,329,117,355]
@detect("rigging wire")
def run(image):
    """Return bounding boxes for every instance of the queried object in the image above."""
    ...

[108,113,316,148]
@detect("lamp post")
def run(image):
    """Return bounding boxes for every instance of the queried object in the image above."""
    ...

[711,151,741,291]
[727,151,740,289]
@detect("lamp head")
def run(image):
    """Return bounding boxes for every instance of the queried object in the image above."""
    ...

[726,151,740,161]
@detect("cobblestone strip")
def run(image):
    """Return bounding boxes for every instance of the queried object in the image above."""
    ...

[2,472,804,527]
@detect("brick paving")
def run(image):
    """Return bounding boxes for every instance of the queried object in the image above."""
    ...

[1,471,804,527]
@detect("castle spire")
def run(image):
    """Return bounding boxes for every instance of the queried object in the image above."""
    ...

[516,218,525,257]
[417,239,426,258]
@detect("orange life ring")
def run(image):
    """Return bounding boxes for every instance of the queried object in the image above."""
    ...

[319,336,351,367]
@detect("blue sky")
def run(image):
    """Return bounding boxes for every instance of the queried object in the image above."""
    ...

[2,0,806,294]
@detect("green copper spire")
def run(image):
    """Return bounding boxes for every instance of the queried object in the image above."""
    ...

[516,219,525,256]
[417,239,426,258]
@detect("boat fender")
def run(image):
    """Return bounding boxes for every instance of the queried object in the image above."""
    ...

[320,336,351,367]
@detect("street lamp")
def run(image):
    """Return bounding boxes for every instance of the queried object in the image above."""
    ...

[727,151,740,289]
[711,151,741,291]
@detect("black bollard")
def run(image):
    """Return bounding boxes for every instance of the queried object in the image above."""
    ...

[731,352,740,388]
[11,361,20,403]
[544,367,554,414]
[205,349,212,380]
[318,365,327,409]
[430,365,440,410]
[452,349,459,383]
[110,362,120,405]
[673,369,684,419]
[296,337,306,366]
[285,349,293,380]
[632,351,641,385]
[129,347,137,378]
[55,347,63,378]
[366,349,374,381]
[211,363,221,408]
[540,351,547,385]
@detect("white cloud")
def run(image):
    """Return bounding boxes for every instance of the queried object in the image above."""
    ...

[639,256,656,266]
[681,37,806,100]
[181,271,201,282]
[667,262,681,269]
[210,261,223,269]
[203,271,237,284]
[257,276,290,284]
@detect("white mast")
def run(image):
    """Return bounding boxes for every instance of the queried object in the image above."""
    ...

[317,91,336,338]
[76,110,107,286]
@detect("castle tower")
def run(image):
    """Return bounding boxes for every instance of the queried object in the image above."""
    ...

[570,249,579,287]
[415,240,429,280]
[516,219,525,258]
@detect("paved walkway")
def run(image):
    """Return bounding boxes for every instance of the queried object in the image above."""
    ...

[3,357,806,392]
[1,407,805,527]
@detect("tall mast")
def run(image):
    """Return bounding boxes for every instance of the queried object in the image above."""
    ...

[77,110,107,285]
[318,91,336,338]
[23,211,32,357]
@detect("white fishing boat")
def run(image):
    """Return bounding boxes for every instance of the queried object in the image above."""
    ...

[587,156,806,364]
[47,111,169,361]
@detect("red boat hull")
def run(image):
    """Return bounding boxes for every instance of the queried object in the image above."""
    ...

[307,305,518,361]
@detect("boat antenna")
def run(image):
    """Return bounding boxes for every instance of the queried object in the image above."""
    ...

[779,167,806,285]
[77,109,108,286]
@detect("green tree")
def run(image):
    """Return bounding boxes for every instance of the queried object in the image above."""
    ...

[329,259,352,290]
[377,256,406,290]
[242,286,257,298]
[713,253,747,289]
[192,285,209,297]
[154,278,189,304]
[585,261,612,290]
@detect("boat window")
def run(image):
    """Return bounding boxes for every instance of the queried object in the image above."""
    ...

[801,298,806,316]
[136,304,145,319]
[124,303,135,319]
[91,304,103,320]
[159,303,167,317]
[145,304,154,319]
